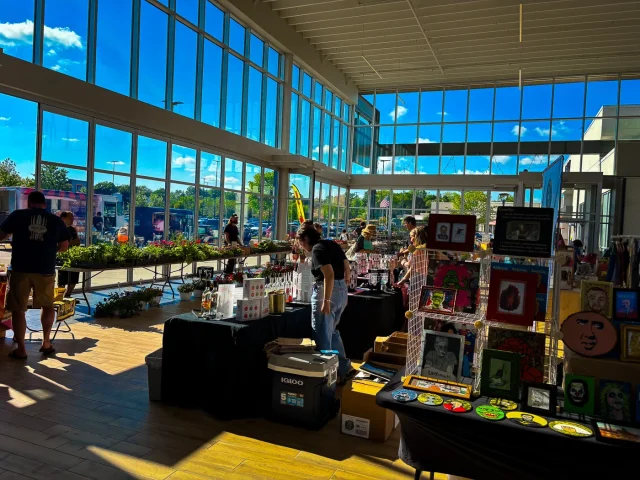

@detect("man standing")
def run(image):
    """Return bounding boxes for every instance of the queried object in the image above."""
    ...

[393,216,417,282]
[354,221,366,237]
[93,211,104,231]
[224,213,241,274]
[0,191,69,359]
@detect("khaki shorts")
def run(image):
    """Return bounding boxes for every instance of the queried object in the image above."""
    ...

[6,272,56,312]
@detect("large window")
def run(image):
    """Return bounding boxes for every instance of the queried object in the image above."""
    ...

[96,0,132,96]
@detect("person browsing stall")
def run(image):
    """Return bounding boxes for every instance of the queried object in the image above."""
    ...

[296,223,356,385]
[224,214,241,274]
[57,211,81,298]
[355,224,377,253]
[395,226,428,286]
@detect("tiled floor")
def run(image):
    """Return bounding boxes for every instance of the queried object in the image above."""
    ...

[1,293,445,480]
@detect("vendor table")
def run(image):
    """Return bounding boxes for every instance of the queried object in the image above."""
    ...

[339,289,405,360]
[376,371,638,480]
[161,304,311,419]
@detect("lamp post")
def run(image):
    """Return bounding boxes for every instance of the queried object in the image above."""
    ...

[499,193,509,207]
[106,161,125,183]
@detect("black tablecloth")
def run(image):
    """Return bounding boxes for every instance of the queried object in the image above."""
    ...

[339,289,404,360]
[376,371,638,480]
[162,304,311,419]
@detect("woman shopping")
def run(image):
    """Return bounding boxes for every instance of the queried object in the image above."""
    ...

[355,224,377,253]
[296,223,356,385]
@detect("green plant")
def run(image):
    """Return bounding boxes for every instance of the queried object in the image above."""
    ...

[178,282,195,293]
[192,279,207,290]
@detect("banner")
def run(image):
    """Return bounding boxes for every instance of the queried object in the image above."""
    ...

[541,155,564,253]
[291,184,306,224]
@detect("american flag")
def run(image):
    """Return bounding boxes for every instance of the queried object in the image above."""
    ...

[380,197,390,208]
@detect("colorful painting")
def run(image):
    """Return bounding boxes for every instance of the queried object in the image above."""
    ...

[594,422,640,444]
[489,398,518,411]
[443,399,472,413]
[580,280,613,318]
[560,311,617,357]
[427,260,481,314]
[418,286,457,314]
[491,263,549,322]
[598,380,631,422]
[475,405,505,421]
[403,375,472,400]
[487,327,546,383]
[417,393,443,406]
[480,349,521,401]
[549,421,593,438]
[613,289,638,320]
[506,411,548,428]
[621,324,640,362]
[563,374,595,416]
[487,267,538,327]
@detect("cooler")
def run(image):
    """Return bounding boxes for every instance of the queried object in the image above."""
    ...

[268,352,339,429]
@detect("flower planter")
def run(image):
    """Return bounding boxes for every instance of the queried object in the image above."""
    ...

[138,301,147,310]
[193,289,203,299]
[179,291,192,301]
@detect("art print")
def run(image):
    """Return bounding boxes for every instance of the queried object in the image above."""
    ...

[418,286,457,314]
[436,223,451,242]
[403,375,472,399]
[493,207,554,258]
[522,381,556,416]
[614,289,639,320]
[480,349,521,401]
[560,311,617,357]
[421,330,464,381]
[491,263,549,322]
[426,214,476,252]
[427,260,481,314]
[506,411,548,428]
[487,327,545,383]
[621,324,640,362]
[497,280,527,315]
[548,421,593,438]
[594,421,640,444]
[443,399,472,413]
[599,380,631,422]
[506,221,540,242]
[563,374,595,416]
[580,280,613,318]
[435,321,476,378]
[487,268,538,326]
[451,223,467,243]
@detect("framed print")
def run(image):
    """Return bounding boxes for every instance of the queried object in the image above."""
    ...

[491,263,549,322]
[563,374,595,416]
[418,286,457,314]
[522,381,557,416]
[580,280,613,318]
[426,214,476,252]
[486,268,538,326]
[487,327,546,383]
[560,311,617,357]
[421,330,464,381]
[427,260,481,314]
[402,375,472,400]
[620,324,640,362]
[426,320,476,378]
[492,207,554,258]
[593,421,640,445]
[599,380,632,422]
[614,289,639,320]
[480,349,521,401]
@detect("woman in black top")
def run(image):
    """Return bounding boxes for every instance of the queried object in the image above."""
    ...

[58,211,81,297]
[296,223,355,384]
[223,214,240,274]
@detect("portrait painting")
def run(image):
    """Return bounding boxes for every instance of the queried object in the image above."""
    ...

[480,349,521,401]
[598,380,631,423]
[491,263,549,322]
[421,330,464,381]
[522,381,557,416]
[418,286,457,314]
[487,328,545,383]
[435,223,451,242]
[427,260,481,314]
[621,324,640,362]
[497,280,526,316]
[594,422,640,445]
[426,214,476,252]
[560,311,617,357]
[436,321,476,378]
[451,223,467,243]
[614,289,638,320]
[580,280,613,318]
[487,268,538,326]
[563,374,595,416]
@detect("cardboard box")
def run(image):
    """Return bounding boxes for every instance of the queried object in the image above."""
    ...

[362,348,406,369]
[243,278,265,299]
[236,298,262,321]
[341,379,397,442]
[374,332,408,356]
[564,349,640,387]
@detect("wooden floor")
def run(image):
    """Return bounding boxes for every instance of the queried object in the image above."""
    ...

[0,300,446,480]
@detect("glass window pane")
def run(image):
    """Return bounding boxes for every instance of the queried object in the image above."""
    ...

[467,123,492,143]
[249,34,264,67]
[173,22,197,118]
[442,123,466,142]
[264,168,277,196]
[43,0,88,80]
[224,158,243,190]
[170,144,196,183]
[618,118,640,140]
[41,112,88,168]
[343,103,350,122]
[420,90,444,123]
[586,78,618,117]
[134,178,166,241]
[0,93,37,188]
[395,92,419,124]
[443,89,467,122]
[521,121,551,142]
[311,107,321,160]
[200,151,221,187]
[138,2,168,106]
[0,1,34,62]
[96,0,132,96]
[325,89,333,112]
[225,55,244,135]
[375,92,396,125]
[314,81,324,105]
[522,84,552,120]
[352,126,371,174]
[95,125,132,175]
[620,79,640,116]
[202,39,222,127]
[41,165,87,243]
[491,155,517,175]
[332,118,340,169]
[243,193,261,244]
[168,183,196,240]
[176,0,198,25]
[553,80,585,118]
[300,99,310,157]
[247,67,263,142]
[417,156,439,175]
[341,123,349,172]
[493,122,521,142]
[393,157,415,175]
[92,172,131,253]
[519,154,549,173]
[418,124,441,144]
[137,135,167,179]
[303,73,312,97]
[245,163,261,192]
[290,93,298,154]
[440,155,464,175]
[465,155,490,175]
[265,78,278,147]
[551,120,584,141]
[468,87,494,121]
[334,97,342,117]
[268,47,280,78]
[229,18,245,55]
[494,86,520,121]
[205,1,224,40]
[322,112,331,165]
[198,187,221,244]
[292,65,300,91]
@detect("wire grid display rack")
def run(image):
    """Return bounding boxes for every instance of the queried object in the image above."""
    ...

[406,248,561,394]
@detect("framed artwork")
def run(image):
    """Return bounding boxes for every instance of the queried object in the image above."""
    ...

[613,289,638,320]
[563,374,595,416]
[426,214,476,252]
[486,268,538,326]
[593,421,640,445]
[492,207,554,258]
[491,263,549,322]
[480,349,521,401]
[580,280,613,318]
[427,260,481,314]
[548,420,593,438]
[599,380,632,423]
[620,324,640,362]
[424,320,476,378]
[487,327,546,383]
[521,381,557,416]
[418,286,457,314]
[402,375,472,400]
[421,330,464,381]
[560,311,617,357]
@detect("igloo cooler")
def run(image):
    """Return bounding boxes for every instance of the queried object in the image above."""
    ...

[268,352,340,429]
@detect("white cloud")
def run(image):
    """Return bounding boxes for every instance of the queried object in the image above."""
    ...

[51,64,63,71]
[62,137,79,142]
[312,145,338,155]
[388,105,408,121]
[202,174,218,183]
[0,20,83,50]
[0,117,10,121]
[456,169,486,175]
[418,137,435,143]
[519,156,547,166]
[511,125,527,136]
[44,24,83,49]
[534,126,557,137]
[437,111,449,116]
[172,155,196,167]
[46,49,57,56]
[490,155,512,164]
[225,177,241,185]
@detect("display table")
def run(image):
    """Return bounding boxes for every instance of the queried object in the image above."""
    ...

[339,289,404,360]
[161,304,311,419]
[376,371,637,480]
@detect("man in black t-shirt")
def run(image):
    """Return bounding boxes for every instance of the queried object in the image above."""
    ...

[354,221,366,237]
[223,214,241,274]
[0,191,70,359]
[93,211,103,231]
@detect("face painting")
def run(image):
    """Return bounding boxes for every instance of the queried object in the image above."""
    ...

[607,389,624,412]
[586,288,607,314]
[569,380,587,406]
[434,336,448,358]
[561,311,617,357]
[431,290,445,309]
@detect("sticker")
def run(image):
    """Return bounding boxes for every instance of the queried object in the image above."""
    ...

[506,411,548,428]
[549,421,593,438]
[417,393,443,406]
[475,405,505,421]
[489,398,518,411]
[328,365,337,386]
[342,414,370,439]
[280,392,304,408]
[443,399,472,413]
[392,389,417,402]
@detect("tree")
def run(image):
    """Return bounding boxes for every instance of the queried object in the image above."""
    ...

[452,191,488,223]
[135,186,152,208]
[94,181,117,195]
[41,165,71,191]
[247,171,275,221]
[0,158,35,187]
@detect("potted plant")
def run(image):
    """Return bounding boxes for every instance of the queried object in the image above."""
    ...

[177,282,195,301]
[142,287,164,306]
[192,278,207,298]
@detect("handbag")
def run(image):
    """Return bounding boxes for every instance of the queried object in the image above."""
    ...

[345,241,358,261]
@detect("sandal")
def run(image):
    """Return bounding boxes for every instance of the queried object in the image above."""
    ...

[8,350,28,360]
[39,346,56,355]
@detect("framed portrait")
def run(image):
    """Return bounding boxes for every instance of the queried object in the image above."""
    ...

[480,349,521,401]
[426,214,476,252]
[427,260,481,314]
[425,320,476,378]
[522,381,557,416]
[486,269,538,326]
[560,311,617,357]
[421,330,465,381]
[491,263,549,322]
[620,324,640,362]
[492,207,554,258]
[593,421,640,445]
[402,375,472,400]
[598,380,632,423]
[563,374,595,416]
[487,327,546,383]
[613,288,639,321]
[418,286,457,314]
[580,280,613,318]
